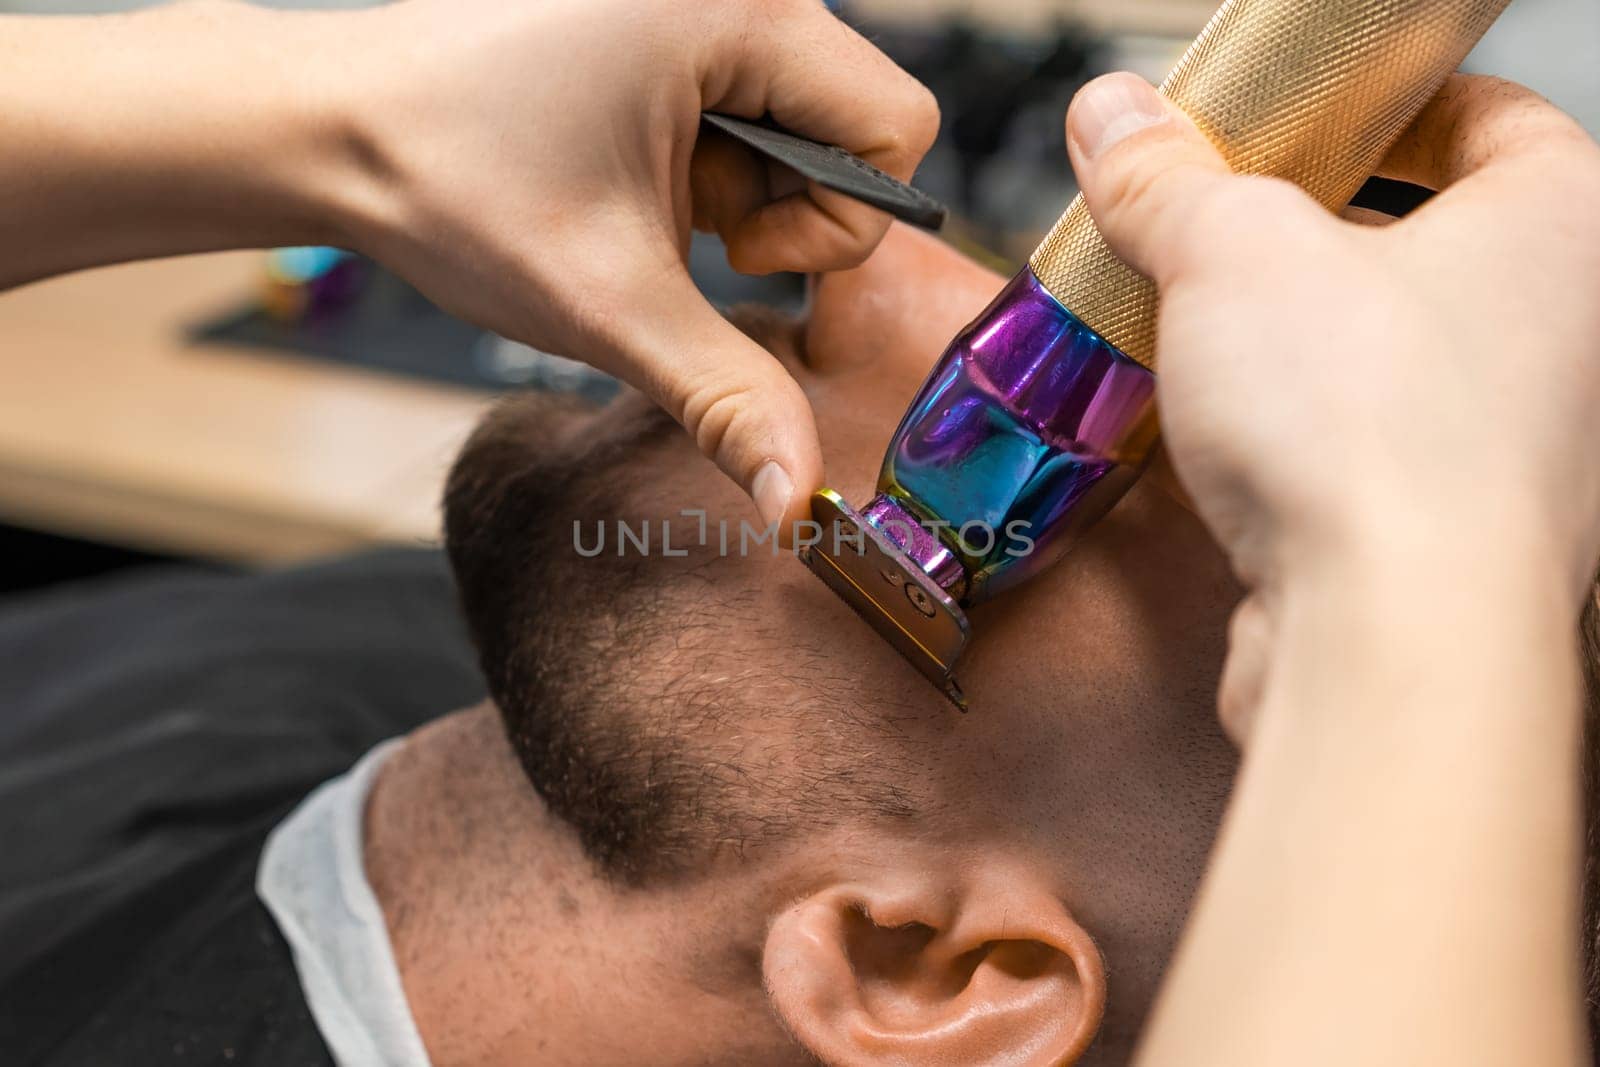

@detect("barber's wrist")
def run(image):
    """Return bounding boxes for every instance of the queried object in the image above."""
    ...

[1268,528,1580,720]
[136,0,383,254]
[249,3,407,257]
[1272,488,1577,614]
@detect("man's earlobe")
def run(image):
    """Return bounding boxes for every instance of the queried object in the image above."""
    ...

[762,868,1106,1066]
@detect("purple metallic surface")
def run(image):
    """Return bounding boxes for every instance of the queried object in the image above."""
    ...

[860,494,967,597]
[964,270,1156,450]
[875,267,1159,601]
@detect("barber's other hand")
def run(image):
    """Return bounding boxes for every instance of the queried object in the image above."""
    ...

[1064,73,1600,738]
[327,0,938,529]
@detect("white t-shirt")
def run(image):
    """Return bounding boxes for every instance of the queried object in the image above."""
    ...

[257,741,433,1067]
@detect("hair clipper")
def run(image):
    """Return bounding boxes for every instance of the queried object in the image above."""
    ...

[801,0,1513,708]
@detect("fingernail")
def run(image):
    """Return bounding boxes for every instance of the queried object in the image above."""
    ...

[1071,74,1170,160]
[752,461,793,528]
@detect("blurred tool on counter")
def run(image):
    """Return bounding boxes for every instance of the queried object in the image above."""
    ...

[262,246,368,323]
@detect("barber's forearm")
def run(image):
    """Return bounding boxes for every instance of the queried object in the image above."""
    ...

[0,1,371,289]
[1138,539,1588,1066]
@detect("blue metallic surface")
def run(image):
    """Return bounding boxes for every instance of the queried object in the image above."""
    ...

[866,267,1158,603]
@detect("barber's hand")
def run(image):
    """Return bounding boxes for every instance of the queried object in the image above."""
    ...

[1064,73,1600,738]
[336,0,939,529]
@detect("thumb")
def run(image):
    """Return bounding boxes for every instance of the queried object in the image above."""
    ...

[1065,73,1236,285]
[610,271,823,537]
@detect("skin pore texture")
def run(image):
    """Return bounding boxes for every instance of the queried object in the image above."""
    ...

[363,226,1242,1067]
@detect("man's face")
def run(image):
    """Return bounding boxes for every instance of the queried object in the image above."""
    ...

[457,225,1242,1054]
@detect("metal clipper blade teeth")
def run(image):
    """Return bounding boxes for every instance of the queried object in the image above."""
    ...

[799,489,970,711]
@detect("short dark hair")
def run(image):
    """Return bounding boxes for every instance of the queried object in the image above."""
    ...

[442,384,927,886]
[443,372,1600,1053]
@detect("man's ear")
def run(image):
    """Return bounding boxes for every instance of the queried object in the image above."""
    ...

[762,861,1106,1066]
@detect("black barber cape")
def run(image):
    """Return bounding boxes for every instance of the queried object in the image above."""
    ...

[0,550,484,1066]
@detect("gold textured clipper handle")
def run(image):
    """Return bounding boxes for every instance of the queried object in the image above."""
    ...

[1030,0,1511,369]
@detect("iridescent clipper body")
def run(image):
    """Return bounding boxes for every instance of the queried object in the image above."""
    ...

[801,0,1515,707]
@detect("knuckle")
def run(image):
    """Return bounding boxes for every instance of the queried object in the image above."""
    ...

[1582,150,1600,210]
[678,376,773,469]
[1531,119,1600,173]
[1457,77,1596,166]
[818,208,887,265]
[899,80,943,154]
[1456,72,1545,108]
[868,79,942,174]
[1503,103,1590,150]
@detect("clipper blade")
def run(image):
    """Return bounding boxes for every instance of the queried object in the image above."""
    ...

[800,489,971,710]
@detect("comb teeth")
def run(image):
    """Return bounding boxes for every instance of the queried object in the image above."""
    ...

[800,489,970,711]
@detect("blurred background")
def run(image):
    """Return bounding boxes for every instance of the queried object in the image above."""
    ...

[0,0,1594,593]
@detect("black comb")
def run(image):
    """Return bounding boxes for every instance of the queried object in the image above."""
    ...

[701,113,947,231]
